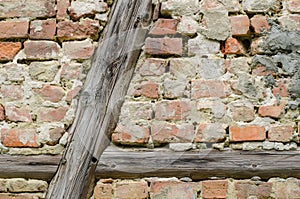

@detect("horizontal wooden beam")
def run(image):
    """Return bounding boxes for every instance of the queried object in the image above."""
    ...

[1,147,300,181]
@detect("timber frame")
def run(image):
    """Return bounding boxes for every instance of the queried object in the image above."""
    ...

[1,146,300,181]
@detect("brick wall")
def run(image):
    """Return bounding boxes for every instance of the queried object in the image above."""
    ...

[0,0,300,198]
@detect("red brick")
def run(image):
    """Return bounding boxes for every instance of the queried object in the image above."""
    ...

[272,80,289,97]
[151,121,194,144]
[223,37,246,55]
[0,85,23,100]
[234,181,273,199]
[195,123,227,143]
[112,123,150,145]
[0,0,55,18]
[24,41,60,60]
[252,66,273,76]
[202,180,228,199]
[57,0,70,20]
[5,106,32,122]
[0,104,5,121]
[94,183,113,199]
[150,19,179,35]
[229,126,266,142]
[230,15,250,36]
[0,193,40,199]
[47,127,65,146]
[258,101,286,118]
[66,86,82,103]
[150,180,198,199]
[250,37,264,55]
[57,19,100,40]
[134,82,159,99]
[145,37,182,56]
[34,85,65,103]
[0,20,28,39]
[155,100,191,121]
[250,15,269,34]
[0,42,22,61]
[268,125,294,142]
[287,0,300,13]
[115,181,148,199]
[191,80,230,99]
[69,1,108,20]
[37,107,68,122]
[29,19,56,40]
[62,40,95,60]
[138,58,167,77]
[1,128,39,147]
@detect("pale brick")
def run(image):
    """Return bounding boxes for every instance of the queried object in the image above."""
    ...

[94,183,113,199]
[57,0,70,20]
[62,40,95,60]
[195,123,227,143]
[29,61,59,82]
[229,100,255,122]
[115,180,148,199]
[188,34,220,56]
[34,85,65,103]
[4,63,25,82]
[0,85,23,101]
[47,127,65,146]
[230,15,250,36]
[37,107,68,122]
[268,125,294,142]
[154,100,191,121]
[287,0,300,13]
[234,180,272,199]
[177,16,198,36]
[0,20,29,39]
[242,0,281,13]
[69,0,108,20]
[7,179,48,193]
[138,58,167,77]
[0,193,40,199]
[191,80,230,99]
[200,0,241,12]
[161,0,200,17]
[29,19,56,40]
[5,106,32,122]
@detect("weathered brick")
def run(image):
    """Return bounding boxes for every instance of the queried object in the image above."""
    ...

[200,0,240,12]
[258,101,286,118]
[250,37,264,55]
[270,178,300,199]
[115,180,148,199]
[202,180,228,199]
[29,19,56,40]
[150,180,198,199]
[0,104,5,121]
[234,180,273,199]
[119,102,153,121]
[191,80,230,99]
[57,19,100,40]
[177,16,198,36]
[94,183,113,199]
[37,107,68,122]
[138,58,167,77]
[225,57,251,75]
[272,80,289,97]
[7,179,48,193]
[1,129,39,147]
[149,19,179,35]
[229,100,255,122]
[0,20,29,39]
[61,62,84,80]
[47,127,65,146]
[250,15,269,34]
[279,15,300,30]
[0,85,23,101]
[29,61,59,82]
[69,1,108,20]
[5,106,32,122]
[112,123,150,145]
[223,37,246,55]
[0,0,55,18]
[242,0,281,13]
[62,40,95,60]
[24,41,60,60]
[0,42,22,61]
[197,99,227,119]
[0,193,40,199]
[188,34,220,56]
[230,15,250,36]
[252,66,273,76]
[151,121,194,143]
[195,123,227,143]
[268,125,294,142]
[34,85,65,103]
[4,63,25,82]
[229,126,266,142]
[163,78,187,99]
[145,37,182,56]
[57,0,70,20]
[0,179,7,192]
[154,100,191,121]
[133,82,159,99]
[287,0,300,13]
[161,0,200,17]
[66,86,82,103]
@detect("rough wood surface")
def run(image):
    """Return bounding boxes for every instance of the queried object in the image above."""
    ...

[1,147,300,180]
[46,0,152,198]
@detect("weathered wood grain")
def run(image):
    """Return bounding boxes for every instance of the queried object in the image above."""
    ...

[46,0,153,198]
[1,148,300,180]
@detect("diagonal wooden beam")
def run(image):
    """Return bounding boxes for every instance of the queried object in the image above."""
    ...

[1,147,300,181]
